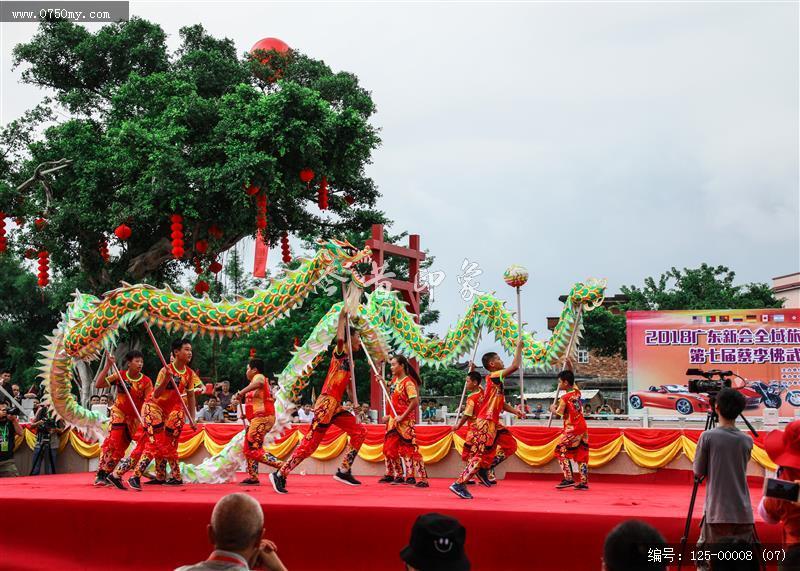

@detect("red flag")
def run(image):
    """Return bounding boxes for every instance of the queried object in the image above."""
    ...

[253,230,268,278]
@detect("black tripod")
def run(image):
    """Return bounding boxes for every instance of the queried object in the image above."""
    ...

[677,395,759,571]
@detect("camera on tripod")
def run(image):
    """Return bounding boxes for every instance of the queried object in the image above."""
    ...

[686,368,733,395]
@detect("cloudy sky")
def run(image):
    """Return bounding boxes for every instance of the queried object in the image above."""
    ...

[2,2,798,357]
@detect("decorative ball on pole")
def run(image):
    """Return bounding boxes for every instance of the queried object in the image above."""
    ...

[250,37,290,83]
[504,264,529,417]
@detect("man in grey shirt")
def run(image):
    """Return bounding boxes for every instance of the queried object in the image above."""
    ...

[693,387,756,569]
[196,396,225,423]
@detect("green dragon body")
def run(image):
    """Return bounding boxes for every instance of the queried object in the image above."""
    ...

[37,239,606,482]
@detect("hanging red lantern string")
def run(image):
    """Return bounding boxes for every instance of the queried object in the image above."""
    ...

[37,250,49,288]
[280,231,291,264]
[318,176,329,210]
[244,183,260,196]
[208,258,223,274]
[195,239,208,255]
[256,192,268,231]
[208,224,223,240]
[192,257,203,275]
[98,239,110,263]
[114,223,132,242]
[299,168,314,189]
[195,279,210,295]
[34,217,47,231]
[0,213,7,253]
[170,214,184,259]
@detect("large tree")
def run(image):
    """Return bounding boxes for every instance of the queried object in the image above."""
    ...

[2,18,383,292]
[582,264,784,359]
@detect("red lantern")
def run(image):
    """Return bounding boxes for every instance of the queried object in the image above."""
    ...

[244,183,260,196]
[208,224,223,240]
[280,231,291,264]
[24,248,37,260]
[299,168,314,186]
[256,192,268,230]
[34,217,47,231]
[114,223,132,241]
[98,239,110,263]
[203,382,215,396]
[37,250,49,288]
[0,213,6,253]
[318,176,329,210]
[170,214,184,259]
[195,240,208,254]
[209,260,223,274]
[195,280,210,294]
[344,194,355,206]
[192,257,203,274]
[14,217,24,227]
[249,347,257,359]
[250,37,290,82]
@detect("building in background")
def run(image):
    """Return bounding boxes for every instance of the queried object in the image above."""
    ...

[773,272,800,308]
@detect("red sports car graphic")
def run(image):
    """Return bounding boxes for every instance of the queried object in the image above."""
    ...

[629,384,761,415]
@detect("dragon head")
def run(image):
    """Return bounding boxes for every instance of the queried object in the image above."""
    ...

[317,238,373,287]
[567,278,608,312]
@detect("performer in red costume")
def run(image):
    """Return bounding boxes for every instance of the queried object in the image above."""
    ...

[453,370,484,485]
[450,340,524,500]
[551,369,589,490]
[269,309,366,494]
[236,358,283,485]
[93,351,153,486]
[110,338,199,490]
[378,355,428,487]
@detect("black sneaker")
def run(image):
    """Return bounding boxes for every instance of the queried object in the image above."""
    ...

[377,475,394,483]
[128,476,142,491]
[465,479,476,486]
[143,479,165,486]
[164,478,184,486]
[415,481,430,488]
[106,474,126,490]
[574,483,589,491]
[94,471,108,487]
[269,471,288,494]
[449,482,473,500]
[475,468,493,488]
[333,470,361,486]
[556,479,575,489]
[239,478,260,486]
[405,477,417,485]
[390,476,405,485]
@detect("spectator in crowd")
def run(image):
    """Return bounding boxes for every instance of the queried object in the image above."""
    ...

[0,401,23,477]
[760,420,800,547]
[614,408,623,416]
[297,403,314,423]
[197,396,225,423]
[356,402,371,424]
[400,512,470,571]
[89,394,100,406]
[342,400,354,413]
[0,370,13,402]
[30,401,64,475]
[533,404,544,419]
[584,405,593,416]
[224,395,241,423]
[11,384,21,401]
[216,381,233,410]
[99,394,110,406]
[175,492,287,571]
[693,388,755,568]
[602,519,666,570]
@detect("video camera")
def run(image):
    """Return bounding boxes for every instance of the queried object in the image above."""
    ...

[686,368,733,395]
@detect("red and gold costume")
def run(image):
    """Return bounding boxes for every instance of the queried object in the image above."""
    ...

[131,364,201,481]
[97,370,153,474]
[243,373,283,480]
[555,388,589,484]
[278,345,366,478]
[383,376,428,482]
[455,371,518,484]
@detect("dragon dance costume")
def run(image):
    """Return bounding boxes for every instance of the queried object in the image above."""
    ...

[555,387,589,486]
[278,344,366,479]
[455,371,517,485]
[126,364,201,482]
[96,370,153,476]
[382,375,428,485]
[243,373,283,481]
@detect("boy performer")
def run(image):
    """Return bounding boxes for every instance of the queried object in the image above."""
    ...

[450,340,524,500]
[550,370,589,490]
[94,351,153,486]
[269,309,366,494]
[379,355,429,487]
[236,358,283,485]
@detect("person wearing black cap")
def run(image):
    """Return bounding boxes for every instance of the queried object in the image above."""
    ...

[400,513,470,571]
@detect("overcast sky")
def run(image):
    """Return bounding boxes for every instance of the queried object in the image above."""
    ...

[2,2,798,358]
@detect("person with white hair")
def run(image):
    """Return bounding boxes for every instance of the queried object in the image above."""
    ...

[175,493,287,571]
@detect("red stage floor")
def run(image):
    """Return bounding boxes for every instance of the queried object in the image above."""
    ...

[1,471,782,571]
